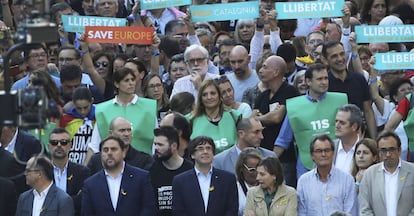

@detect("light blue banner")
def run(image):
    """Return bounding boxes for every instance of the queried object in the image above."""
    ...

[275,0,344,19]
[190,1,259,22]
[140,0,191,10]
[374,52,414,70]
[62,15,127,33]
[355,25,414,43]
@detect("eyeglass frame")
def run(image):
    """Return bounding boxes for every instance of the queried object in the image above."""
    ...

[243,163,257,173]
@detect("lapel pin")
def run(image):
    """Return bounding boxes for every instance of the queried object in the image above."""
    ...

[400,176,407,181]
[67,174,73,181]
[121,189,127,196]
[209,186,215,192]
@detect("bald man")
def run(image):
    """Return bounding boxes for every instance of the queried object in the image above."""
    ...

[251,56,299,151]
[226,45,260,102]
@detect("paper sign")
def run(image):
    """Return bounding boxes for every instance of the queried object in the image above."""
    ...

[374,52,414,70]
[275,0,344,20]
[140,0,191,10]
[355,25,414,43]
[62,15,127,33]
[190,1,259,22]
[85,26,153,44]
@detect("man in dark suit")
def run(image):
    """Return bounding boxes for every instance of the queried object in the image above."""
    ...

[87,117,153,174]
[0,177,18,216]
[48,128,90,215]
[82,136,156,215]
[16,154,74,216]
[1,126,41,162]
[172,136,238,216]
[0,146,26,194]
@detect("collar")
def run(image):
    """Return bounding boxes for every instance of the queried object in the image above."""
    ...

[33,182,53,197]
[113,95,138,105]
[52,161,69,173]
[194,165,213,177]
[337,135,359,153]
[305,91,327,102]
[381,159,402,174]
[104,161,126,178]
[313,167,335,180]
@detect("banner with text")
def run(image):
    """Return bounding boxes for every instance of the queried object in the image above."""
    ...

[190,1,259,22]
[62,15,127,33]
[275,0,344,19]
[355,25,414,43]
[140,0,191,10]
[374,52,414,70]
[85,26,153,44]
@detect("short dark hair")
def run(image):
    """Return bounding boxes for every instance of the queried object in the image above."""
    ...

[258,157,284,186]
[58,46,81,59]
[322,41,343,58]
[154,126,180,148]
[72,86,93,102]
[49,127,70,139]
[170,112,192,142]
[113,67,136,84]
[165,19,186,36]
[305,63,326,80]
[337,104,364,131]
[60,64,82,83]
[310,133,335,153]
[168,53,185,73]
[218,39,236,53]
[170,92,195,115]
[377,130,401,148]
[24,44,47,61]
[389,78,413,104]
[276,42,296,63]
[31,154,54,181]
[99,136,126,152]
[188,136,215,155]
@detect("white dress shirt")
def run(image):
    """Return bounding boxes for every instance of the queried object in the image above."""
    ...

[194,166,213,213]
[105,162,125,211]
[383,160,401,216]
[53,162,68,192]
[335,138,358,174]
[32,182,53,216]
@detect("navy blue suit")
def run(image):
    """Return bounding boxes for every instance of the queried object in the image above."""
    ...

[172,168,238,216]
[81,163,156,216]
[14,129,41,162]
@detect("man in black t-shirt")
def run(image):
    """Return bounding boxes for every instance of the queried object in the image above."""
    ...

[150,126,192,216]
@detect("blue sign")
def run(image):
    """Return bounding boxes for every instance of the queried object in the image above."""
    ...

[62,15,127,33]
[190,1,259,22]
[140,0,191,10]
[355,25,414,43]
[275,0,344,20]
[374,52,414,70]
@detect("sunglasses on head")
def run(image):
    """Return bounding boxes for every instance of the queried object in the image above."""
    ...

[50,139,70,146]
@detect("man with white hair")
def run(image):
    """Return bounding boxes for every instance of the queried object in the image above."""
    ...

[170,44,219,101]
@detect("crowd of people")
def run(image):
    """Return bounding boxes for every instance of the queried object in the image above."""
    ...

[1,0,414,215]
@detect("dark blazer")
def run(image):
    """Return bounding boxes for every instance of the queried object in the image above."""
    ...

[87,146,154,175]
[0,177,17,216]
[81,163,156,216]
[66,162,90,216]
[16,183,74,216]
[0,147,26,194]
[172,167,238,216]
[14,129,42,162]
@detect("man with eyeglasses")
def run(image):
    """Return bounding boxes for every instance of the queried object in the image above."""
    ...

[172,136,238,215]
[170,44,219,101]
[11,44,61,91]
[359,131,414,216]
[149,126,192,216]
[16,154,74,216]
[48,127,90,216]
[57,46,94,86]
[297,134,357,216]
[213,117,275,175]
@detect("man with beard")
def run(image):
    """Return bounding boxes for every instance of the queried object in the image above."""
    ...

[48,128,90,215]
[218,39,236,75]
[227,45,259,102]
[82,136,156,215]
[170,44,219,101]
[87,117,153,174]
[149,126,193,216]
[359,131,414,216]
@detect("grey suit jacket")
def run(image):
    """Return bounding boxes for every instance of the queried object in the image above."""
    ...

[16,183,74,216]
[213,145,276,174]
[359,160,414,216]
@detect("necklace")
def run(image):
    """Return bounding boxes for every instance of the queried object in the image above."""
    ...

[206,111,221,122]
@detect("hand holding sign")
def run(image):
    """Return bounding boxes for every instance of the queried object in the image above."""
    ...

[341,5,350,28]
[183,8,196,36]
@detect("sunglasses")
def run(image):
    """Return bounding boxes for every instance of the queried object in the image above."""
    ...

[243,163,257,173]
[95,61,109,68]
[50,139,70,146]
